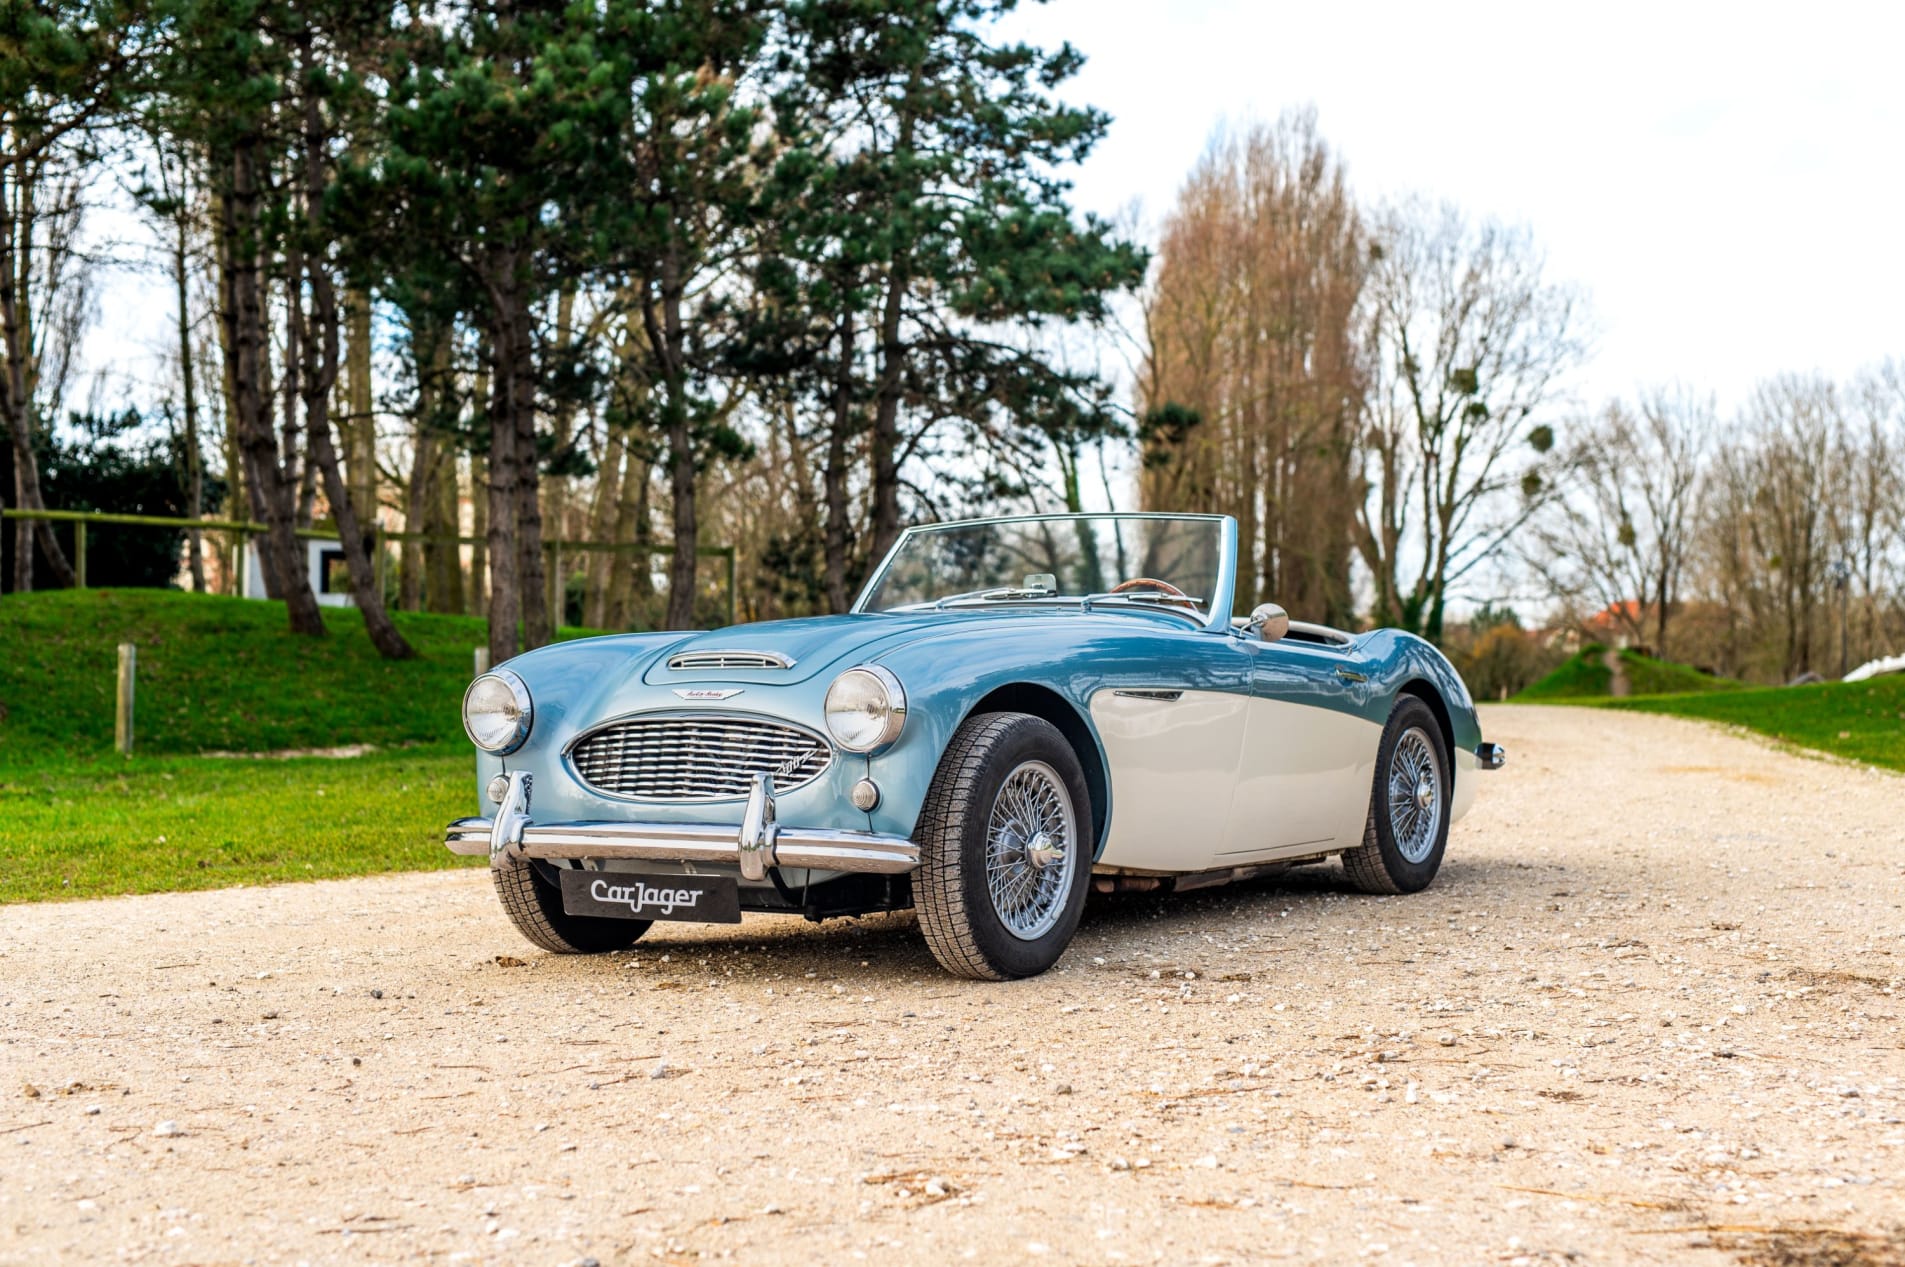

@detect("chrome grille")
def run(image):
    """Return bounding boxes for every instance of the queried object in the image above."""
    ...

[666,650,795,671]
[568,714,832,801]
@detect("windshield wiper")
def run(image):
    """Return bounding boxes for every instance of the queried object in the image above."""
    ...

[1080,591,1206,615]
[931,586,1057,609]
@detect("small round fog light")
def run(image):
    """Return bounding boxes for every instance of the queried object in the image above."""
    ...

[849,778,881,812]
[487,774,512,806]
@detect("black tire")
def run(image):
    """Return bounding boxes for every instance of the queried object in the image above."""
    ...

[492,857,651,954]
[914,712,1093,981]
[1341,696,1452,895]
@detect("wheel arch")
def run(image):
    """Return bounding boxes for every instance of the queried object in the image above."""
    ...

[1396,678,1456,772]
[962,682,1111,857]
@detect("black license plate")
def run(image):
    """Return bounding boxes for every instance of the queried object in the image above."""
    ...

[559,869,742,924]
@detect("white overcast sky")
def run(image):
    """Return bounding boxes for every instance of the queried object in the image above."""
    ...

[81,2,1903,427]
[998,0,1905,416]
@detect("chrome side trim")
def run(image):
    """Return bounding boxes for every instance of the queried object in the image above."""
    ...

[448,771,917,876]
[1475,742,1507,771]
[1111,688,1183,701]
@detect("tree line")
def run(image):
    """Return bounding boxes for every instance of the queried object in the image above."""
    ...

[3,0,1143,663]
[1136,111,1903,685]
[7,9,1899,684]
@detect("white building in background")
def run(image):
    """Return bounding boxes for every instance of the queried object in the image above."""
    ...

[242,538,355,607]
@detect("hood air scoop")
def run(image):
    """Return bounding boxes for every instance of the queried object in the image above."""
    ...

[666,649,797,672]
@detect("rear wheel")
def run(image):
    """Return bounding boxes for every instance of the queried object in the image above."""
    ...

[1341,696,1451,895]
[492,857,650,954]
[914,712,1093,980]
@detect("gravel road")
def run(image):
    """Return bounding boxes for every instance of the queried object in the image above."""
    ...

[4,705,1903,1266]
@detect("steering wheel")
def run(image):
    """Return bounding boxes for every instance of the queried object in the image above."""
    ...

[1109,576,1188,599]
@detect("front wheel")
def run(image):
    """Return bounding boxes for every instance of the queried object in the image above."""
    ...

[914,712,1093,980]
[1341,696,1451,895]
[493,856,651,954]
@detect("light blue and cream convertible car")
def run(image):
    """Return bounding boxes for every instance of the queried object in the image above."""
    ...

[449,513,1504,979]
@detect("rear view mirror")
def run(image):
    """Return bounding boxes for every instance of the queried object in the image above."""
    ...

[1247,603,1290,642]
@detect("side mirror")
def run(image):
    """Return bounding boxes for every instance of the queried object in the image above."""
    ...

[1247,602,1290,642]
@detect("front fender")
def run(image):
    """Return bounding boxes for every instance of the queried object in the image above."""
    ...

[857,613,1250,848]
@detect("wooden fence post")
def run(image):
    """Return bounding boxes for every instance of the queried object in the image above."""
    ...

[473,647,490,677]
[115,643,135,755]
[75,521,87,589]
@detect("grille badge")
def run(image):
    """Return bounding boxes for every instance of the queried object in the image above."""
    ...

[673,688,744,701]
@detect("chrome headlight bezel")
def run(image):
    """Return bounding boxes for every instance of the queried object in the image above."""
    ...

[462,668,534,755]
[823,665,907,753]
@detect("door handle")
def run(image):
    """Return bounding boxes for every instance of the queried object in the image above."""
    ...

[1334,667,1367,684]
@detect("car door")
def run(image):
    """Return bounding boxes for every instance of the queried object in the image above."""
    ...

[1088,631,1254,875]
[1219,635,1383,863]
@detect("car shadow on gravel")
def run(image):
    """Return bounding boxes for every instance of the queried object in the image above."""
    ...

[494,852,1575,986]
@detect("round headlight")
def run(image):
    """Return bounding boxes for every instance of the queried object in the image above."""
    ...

[824,666,906,752]
[463,669,533,754]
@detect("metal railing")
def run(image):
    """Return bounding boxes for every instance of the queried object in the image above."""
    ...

[0,504,737,628]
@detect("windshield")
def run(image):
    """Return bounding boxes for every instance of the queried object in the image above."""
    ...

[857,515,1227,619]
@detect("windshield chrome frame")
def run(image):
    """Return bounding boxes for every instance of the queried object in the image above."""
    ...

[851,512,1238,633]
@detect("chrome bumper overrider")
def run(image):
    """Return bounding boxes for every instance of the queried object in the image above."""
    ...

[1475,742,1507,771]
[445,771,918,881]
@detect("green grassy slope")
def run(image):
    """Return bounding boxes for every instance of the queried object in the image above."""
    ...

[1617,648,1744,696]
[1515,645,1744,702]
[1607,674,1905,773]
[1514,648,1613,700]
[0,589,615,902]
[0,588,508,759]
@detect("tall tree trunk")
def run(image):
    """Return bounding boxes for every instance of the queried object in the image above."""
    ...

[481,266,532,665]
[867,256,908,570]
[469,452,489,615]
[822,304,854,611]
[646,249,699,631]
[663,407,697,628]
[400,421,431,611]
[428,445,464,615]
[292,76,413,667]
[172,196,206,592]
[345,287,375,522]
[218,137,322,634]
[507,294,550,647]
[0,158,76,591]
[583,422,624,629]
[400,316,447,613]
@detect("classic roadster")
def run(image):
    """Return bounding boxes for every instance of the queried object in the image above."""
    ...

[449,513,1503,979]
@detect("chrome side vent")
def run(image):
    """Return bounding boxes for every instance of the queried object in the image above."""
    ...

[666,649,797,671]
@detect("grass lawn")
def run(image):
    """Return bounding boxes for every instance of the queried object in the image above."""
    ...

[0,589,600,903]
[0,588,518,759]
[0,748,477,903]
[1603,673,1905,774]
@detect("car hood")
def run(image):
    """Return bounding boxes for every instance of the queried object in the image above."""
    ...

[640,611,963,686]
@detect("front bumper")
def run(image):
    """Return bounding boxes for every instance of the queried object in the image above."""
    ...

[446,771,919,881]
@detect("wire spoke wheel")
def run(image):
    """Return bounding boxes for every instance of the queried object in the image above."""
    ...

[1386,727,1443,865]
[983,759,1077,941]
